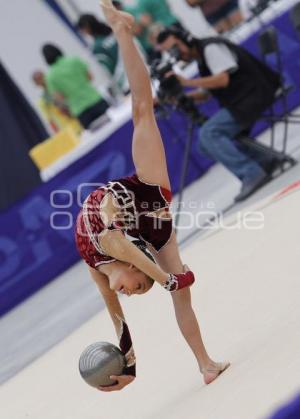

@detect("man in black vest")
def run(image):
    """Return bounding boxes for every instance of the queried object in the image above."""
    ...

[156,27,281,201]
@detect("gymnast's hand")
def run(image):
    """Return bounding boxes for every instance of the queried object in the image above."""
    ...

[98,375,135,392]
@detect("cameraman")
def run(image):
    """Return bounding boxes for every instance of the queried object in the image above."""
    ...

[156,28,281,201]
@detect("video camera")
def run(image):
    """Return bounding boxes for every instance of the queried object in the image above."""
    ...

[150,46,182,101]
[150,46,206,123]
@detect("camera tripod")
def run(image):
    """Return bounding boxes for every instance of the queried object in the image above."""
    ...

[155,97,207,231]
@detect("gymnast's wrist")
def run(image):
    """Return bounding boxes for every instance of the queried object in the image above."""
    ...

[123,348,136,376]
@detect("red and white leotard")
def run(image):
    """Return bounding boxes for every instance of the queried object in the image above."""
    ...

[75,174,173,269]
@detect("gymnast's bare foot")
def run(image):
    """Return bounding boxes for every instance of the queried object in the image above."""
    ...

[201,361,230,385]
[100,0,134,31]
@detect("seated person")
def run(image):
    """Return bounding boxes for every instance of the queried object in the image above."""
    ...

[238,0,262,21]
[42,44,109,130]
[157,27,282,201]
[32,70,81,134]
[185,0,243,33]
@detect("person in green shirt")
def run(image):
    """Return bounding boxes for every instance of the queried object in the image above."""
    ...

[32,70,81,134]
[114,0,184,61]
[121,3,151,54]
[77,14,131,94]
[134,0,179,27]
[42,44,109,129]
[77,15,119,76]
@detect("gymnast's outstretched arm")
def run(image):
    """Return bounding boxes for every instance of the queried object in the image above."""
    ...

[88,267,135,391]
[99,227,194,292]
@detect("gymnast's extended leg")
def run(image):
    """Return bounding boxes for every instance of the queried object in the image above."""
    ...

[101,0,170,190]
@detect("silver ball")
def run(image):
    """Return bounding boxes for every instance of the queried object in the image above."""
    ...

[79,342,125,388]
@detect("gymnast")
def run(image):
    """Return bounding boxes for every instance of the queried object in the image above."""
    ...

[75,0,229,392]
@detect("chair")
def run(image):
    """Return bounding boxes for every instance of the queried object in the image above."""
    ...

[257,26,300,161]
[237,26,299,173]
[290,2,300,34]
[250,0,272,18]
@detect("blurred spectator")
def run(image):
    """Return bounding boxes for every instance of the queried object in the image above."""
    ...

[77,13,144,95]
[148,23,166,49]
[238,0,263,21]
[32,70,81,134]
[77,15,117,76]
[42,44,109,129]
[117,0,183,61]
[185,0,243,33]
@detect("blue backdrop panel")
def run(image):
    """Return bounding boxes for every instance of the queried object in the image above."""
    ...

[1,9,300,315]
[0,118,212,315]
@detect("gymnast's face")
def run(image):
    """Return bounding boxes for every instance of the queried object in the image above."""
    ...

[110,265,154,296]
